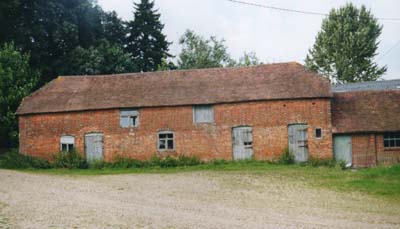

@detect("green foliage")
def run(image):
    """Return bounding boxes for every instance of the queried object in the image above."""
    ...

[101,11,129,48]
[88,160,109,169]
[337,160,348,170]
[177,30,261,70]
[126,0,171,72]
[176,155,202,166]
[210,159,229,165]
[305,3,386,83]
[53,150,88,169]
[157,58,178,71]
[111,155,149,168]
[0,43,38,148]
[307,156,336,168]
[0,149,52,169]
[278,148,295,165]
[233,52,261,67]
[177,30,235,69]
[159,156,179,168]
[0,0,135,84]
[67,40,135,75]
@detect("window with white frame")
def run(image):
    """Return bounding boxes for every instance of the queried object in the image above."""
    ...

[193,105,214,123]
[384,132,400,148]
[158,131,174,151]
[120,109,139,128]
[60,136,75,152]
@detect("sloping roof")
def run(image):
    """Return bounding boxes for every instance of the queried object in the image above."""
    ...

[332,90,400,134]
[17,62,332,115]
[332,79,400,92]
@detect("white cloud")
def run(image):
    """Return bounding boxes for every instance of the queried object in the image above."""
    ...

[98,0,400,79]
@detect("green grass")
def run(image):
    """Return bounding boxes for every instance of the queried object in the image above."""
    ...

[11,161,400,201]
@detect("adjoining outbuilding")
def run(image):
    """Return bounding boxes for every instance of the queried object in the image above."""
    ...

[332,88,400,168]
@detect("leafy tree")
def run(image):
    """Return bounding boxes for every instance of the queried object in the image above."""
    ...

[0,43,38,147]
[126,0,171,72]
[234,52,260,67]
[67,40,135,75]
[305,3,386,83]
[102,11,128,48]
[177,30,235,69]
[0,0,129,84]
[157,58,178,71]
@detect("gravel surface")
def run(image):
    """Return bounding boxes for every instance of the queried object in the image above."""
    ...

[0,169,399,228]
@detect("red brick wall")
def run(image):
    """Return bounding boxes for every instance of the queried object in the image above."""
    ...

[19,99,333,162]
[351,134,400,168]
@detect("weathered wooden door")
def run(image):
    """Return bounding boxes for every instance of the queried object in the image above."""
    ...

[288,124,308,162]
[85,133,103,162]
[333,136,352,167]
[232,127,253,160]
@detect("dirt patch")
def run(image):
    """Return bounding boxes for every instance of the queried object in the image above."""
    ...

[0,169,399,228]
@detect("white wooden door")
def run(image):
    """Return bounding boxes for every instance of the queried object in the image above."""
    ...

[333,136,352,167]
[85,133,103,162]
[232,127,253,160]
[288,124,308,162]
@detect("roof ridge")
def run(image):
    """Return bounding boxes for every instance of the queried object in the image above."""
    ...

[58,62,301,78]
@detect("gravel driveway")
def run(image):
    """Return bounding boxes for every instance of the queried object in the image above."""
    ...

[0,169,399,228]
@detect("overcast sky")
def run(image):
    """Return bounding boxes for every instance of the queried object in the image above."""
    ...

[98,0,400,80]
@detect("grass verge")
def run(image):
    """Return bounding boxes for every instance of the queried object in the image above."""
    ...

[10,161,400,201]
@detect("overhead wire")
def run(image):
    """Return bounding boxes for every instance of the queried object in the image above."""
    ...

[227,0,400,21]
[377,39,400,61]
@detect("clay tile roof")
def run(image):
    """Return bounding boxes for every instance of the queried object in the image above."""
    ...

[333,90,400,134]
[16,62,332,115]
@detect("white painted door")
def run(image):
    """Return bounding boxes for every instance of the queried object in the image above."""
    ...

[288,124,308,162]
[333,136,352,167]
[85,133,103,162]
[232,127,254,160]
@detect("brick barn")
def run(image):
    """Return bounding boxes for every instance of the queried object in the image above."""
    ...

[16,62,400,167]
[332,82,400,167]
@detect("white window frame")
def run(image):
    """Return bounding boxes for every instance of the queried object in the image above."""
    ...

[193,105,214,123]
[120,109,139,128]
[60,135,75,152]
[383,132,400,148]
[158,131,175,151]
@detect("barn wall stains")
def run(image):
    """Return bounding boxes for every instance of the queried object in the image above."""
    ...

[19,98,332,162]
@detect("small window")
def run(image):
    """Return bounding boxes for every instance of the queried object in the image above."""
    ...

[193,105,214,123]
[120,109,139,128]
[384,132,400,148]
[315,128,322,139]
[60,136,74,152]
[158,131,174,151]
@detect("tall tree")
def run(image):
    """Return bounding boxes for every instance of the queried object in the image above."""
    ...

[234,52,260,67]
[305,3,386,83]
[0,43,38,147]
[0,0,130,85]
[102,11,128,48]
[126,0,171,72]
[177,30,235,70]
[66,40,135,75]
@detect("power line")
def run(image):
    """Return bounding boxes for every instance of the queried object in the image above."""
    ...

[377,39,400,61]
[227,0,400,21]
[228,0,327,16]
